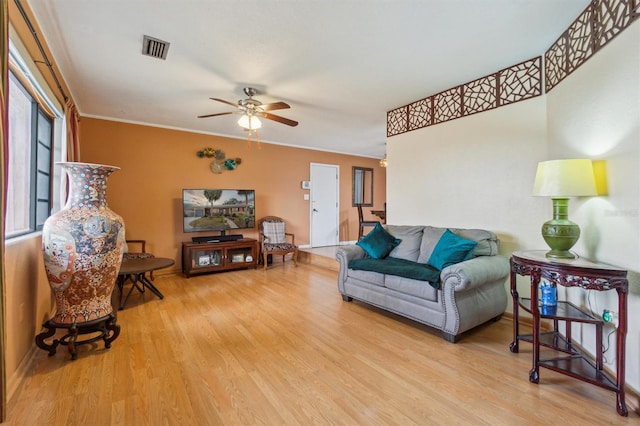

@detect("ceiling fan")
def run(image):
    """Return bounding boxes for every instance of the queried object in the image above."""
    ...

[198,87,298,129]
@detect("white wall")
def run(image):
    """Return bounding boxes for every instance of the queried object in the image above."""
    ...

[546,21,640,392]
[388,97,548,254]
[387,21,640,392]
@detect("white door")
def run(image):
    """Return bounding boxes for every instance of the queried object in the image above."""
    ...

[310,163,339,247]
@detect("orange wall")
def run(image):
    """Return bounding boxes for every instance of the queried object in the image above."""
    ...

[4,0,384,402]
[80,118,386,273]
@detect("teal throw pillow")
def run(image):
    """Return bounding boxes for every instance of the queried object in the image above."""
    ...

[356,223,401,259]
[427,229,478,270]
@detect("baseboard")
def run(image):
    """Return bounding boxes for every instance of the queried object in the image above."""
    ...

[7,343,39,402]
[298,241,357,249]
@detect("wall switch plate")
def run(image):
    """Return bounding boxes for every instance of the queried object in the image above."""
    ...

[303,194,310,201]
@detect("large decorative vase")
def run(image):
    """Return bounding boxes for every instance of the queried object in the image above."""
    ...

[37,162,125,359]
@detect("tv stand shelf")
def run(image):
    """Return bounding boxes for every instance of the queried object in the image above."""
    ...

[182,238,257,278]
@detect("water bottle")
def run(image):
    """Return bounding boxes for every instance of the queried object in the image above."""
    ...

[539,279,557,307]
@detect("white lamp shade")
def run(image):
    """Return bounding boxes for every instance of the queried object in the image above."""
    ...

[533,159,597,197]
[237,114,262,130]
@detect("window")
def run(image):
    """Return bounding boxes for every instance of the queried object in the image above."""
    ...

[5,72,54,238]
[5,35,64,240]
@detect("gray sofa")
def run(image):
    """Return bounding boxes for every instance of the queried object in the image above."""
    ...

[336,225,509,342]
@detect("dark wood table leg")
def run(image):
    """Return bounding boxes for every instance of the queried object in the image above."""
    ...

[509,263,520,353]
[67,323,79,360]
[104,312,120,348]
[35,320,59,356]
[616,287,628,416]
[529,269,541,384]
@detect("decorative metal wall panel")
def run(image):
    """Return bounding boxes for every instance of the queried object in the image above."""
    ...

[596,0,637,45]
[387,57,542,136]
[500,58,542,104]
[433,87,462,125]
[407,98,431,131]
[545,38,568,89]
[386,108,407,137]
[463,75,496,115]
[546,0,639,92]
[388,0,638,137]
[566,8,594,74]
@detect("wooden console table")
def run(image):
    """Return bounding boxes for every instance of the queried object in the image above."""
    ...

[509,250,628,416]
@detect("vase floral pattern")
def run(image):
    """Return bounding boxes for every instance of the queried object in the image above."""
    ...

[42,162,125,324]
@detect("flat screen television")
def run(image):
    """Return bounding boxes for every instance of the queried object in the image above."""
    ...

[182,189,255,235]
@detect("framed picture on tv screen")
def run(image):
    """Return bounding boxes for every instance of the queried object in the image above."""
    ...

[182,189,255,233]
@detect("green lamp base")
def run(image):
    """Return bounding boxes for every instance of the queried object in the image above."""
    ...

[541,198,580,259]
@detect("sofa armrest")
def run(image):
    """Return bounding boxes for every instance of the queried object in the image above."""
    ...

[441,255,510,292]
[336,245,367,293]
[336,245,367,264]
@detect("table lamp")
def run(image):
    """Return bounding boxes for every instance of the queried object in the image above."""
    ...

[533,159,597,259]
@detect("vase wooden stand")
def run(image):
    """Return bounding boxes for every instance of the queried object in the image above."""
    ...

[35,313,120,360]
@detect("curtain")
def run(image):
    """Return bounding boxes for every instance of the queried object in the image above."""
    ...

[64,99,80,161]
[0,0,9,420]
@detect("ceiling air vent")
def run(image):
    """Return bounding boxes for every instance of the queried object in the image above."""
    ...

[142,35,170,60]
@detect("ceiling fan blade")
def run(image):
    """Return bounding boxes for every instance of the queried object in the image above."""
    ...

[197,111,234,118]
[261,112,298,127]
[209,97,239,108]
[260,101,290,111]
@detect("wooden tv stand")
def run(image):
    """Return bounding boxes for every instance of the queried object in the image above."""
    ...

[182,238,257,278]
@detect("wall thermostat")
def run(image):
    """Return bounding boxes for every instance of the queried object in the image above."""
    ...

[301,180,311,189]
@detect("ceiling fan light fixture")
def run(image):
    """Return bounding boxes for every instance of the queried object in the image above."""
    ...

[238,114,262,130]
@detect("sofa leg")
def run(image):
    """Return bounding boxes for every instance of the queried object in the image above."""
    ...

[442,332,458,343]
[341,295,353,302]
[492,314,503,322]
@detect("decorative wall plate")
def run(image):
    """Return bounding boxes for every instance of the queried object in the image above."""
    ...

[210,161,224,174]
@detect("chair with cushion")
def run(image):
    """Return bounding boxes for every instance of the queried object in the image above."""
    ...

[357,204,380,240]
[258,216,298,270]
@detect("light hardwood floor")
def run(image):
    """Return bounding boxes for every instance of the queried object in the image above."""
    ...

[6,263,638,425]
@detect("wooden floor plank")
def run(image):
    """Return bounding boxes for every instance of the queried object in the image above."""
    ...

[6,264,638,425]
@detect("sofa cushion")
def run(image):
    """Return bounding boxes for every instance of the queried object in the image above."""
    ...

[263,221,286,244]
[346,269,386,287]
[454,228,499,257]
[385,225,424,262]
[417,226,499,262]
[417,226,447,264]
[348,257,440,286]
[427,229,477,270]
[356,223,401,259]
[385,275,439,301]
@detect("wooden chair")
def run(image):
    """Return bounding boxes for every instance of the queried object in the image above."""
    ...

[123,239,155,279]
[258,216,298,270]
[357,204,380,240]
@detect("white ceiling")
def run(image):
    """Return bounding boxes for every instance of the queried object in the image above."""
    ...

[26,0,589,159]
